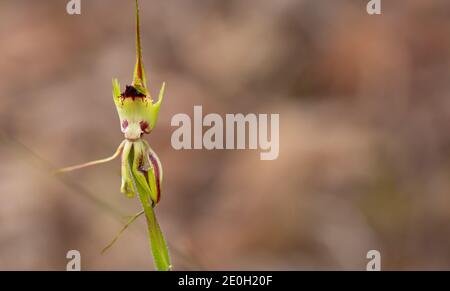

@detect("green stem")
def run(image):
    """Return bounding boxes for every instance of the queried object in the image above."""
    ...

[127,143,172,271]
[138,195,172,271]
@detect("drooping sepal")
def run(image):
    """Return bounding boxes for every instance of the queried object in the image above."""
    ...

[120,140,135,198]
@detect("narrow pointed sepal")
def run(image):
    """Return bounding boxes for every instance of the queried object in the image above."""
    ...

[132,0,148,94]
[101,210,144,254]
[120,140,135,198]
[55,140,125,174]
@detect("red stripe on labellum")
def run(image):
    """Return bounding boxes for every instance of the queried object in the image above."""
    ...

[148,153,161,203]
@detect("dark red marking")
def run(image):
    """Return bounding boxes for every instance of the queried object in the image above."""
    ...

[120,85,146,100]
[122,120,129,130]
[140,121,150,133]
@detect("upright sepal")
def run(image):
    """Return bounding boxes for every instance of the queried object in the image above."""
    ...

[132,0,147,94]
[111,0,165,140]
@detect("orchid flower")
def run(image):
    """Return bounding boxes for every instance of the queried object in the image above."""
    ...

[57,0,171,271]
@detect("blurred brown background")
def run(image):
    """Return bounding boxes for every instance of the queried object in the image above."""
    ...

[0,0,450,270]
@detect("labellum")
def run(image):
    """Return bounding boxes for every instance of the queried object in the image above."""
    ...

[57,0,171,271]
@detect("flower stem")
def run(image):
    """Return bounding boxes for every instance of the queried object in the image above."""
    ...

[139,196,172,271]
[127,142,172,270]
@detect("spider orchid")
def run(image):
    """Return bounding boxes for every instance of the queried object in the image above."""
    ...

[57,0,171,271]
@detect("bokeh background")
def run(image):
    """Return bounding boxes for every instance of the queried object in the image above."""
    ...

[1,0,450,270]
